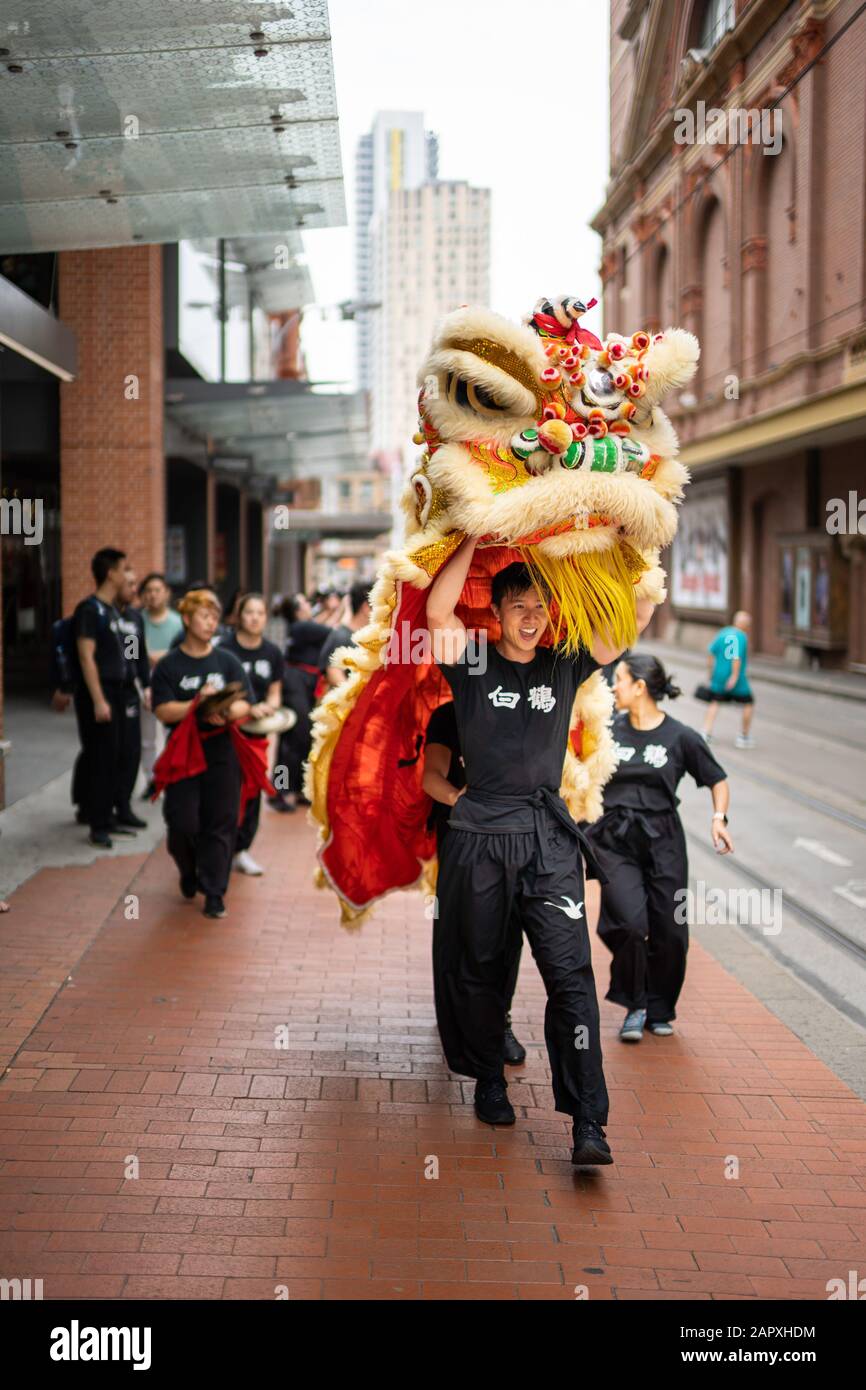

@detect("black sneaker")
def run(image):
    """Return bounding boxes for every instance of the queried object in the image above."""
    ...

[108,819,137,838]
[88,831,113,850]
[474,1077,515,1126]
[115,808,147,830]
[141,780,157,801]
[503,1021,526,1066]
[267,795,295,814]
[180,875,198,900]
[203,895,227,919]
[571,1119,613,1167]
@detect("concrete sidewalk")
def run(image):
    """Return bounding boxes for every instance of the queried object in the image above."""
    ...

[1,809,864,1300]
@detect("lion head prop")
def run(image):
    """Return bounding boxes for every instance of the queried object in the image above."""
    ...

[307,296,699,926]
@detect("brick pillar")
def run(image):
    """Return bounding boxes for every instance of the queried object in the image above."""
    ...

[59,246,164,610]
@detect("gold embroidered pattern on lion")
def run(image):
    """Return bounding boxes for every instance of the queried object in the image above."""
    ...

[306,295,699,928]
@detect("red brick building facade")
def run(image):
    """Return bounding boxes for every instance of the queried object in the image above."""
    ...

[594,0,866,669]
[59,246,166,610]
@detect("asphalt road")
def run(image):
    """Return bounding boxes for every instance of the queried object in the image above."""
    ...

[641,642,866,1079]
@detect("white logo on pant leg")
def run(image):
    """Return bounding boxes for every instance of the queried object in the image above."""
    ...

[487,685,520,708]
[543,895,585,919]
[528,684,556,712]
[643,744,668,768]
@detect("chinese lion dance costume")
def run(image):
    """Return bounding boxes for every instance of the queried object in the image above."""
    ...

[306,296,699,926]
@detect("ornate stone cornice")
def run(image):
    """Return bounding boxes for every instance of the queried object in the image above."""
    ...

[741,235,768,272]
[592,0,799,233]
[681,283,704,315]
[600,250,619,285]
[776,16,825,88]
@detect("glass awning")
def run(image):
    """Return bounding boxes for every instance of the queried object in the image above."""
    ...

[0,0,346,251]
[165,377,369,481]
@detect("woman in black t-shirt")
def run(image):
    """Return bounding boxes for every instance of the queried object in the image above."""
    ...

[152,590,252,919]
[223,594,285,873]
[584,653,733,1043]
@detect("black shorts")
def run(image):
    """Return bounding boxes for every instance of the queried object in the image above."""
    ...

[694,683,754,705]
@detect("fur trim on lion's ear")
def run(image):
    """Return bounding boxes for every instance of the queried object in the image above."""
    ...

[642,329,700,404]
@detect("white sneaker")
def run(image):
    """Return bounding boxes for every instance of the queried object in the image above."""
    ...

[735,734,755,749]
[234,851,264,875]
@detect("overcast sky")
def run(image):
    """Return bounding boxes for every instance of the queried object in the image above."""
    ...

[301,0,611,387]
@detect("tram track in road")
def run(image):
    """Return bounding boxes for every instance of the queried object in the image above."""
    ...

[719,760,866,836]
[688,832,866,966]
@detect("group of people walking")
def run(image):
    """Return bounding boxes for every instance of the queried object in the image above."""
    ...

[58,542,742,1167]
[55,547,371,919]
[424,540,736,1167]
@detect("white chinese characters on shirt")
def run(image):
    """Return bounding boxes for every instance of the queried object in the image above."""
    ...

[487,685,520,708]
[487,684,557,713]
[613,741,669,769]
[528,685,556,713]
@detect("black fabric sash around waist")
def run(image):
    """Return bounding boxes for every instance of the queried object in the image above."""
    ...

[596,804,662,842]
[448,787,606,883]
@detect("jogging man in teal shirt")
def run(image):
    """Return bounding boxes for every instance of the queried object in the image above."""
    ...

[695,610,755,748]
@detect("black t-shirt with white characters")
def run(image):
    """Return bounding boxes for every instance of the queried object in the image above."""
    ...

[602,710,727,813]
[424,700,465,834]
[72,595,126,686]
[222,634,285,705]
[152,644,253,733]
[437,638,599,802]
[114,605,151,689]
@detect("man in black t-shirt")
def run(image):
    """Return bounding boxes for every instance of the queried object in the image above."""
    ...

[424,701,525,1066]
[113,566,151,833]
[72,547,130,848]
[426,539,654,1164]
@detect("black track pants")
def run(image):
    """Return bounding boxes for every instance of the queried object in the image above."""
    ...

[433,815,608,1124]
[235,791,261,853]
[278,667,314,794]
[115,686,142,813]
[590,809,689,1023]
[163,751,241,896]
[73,683,126,834]
[435,822,522,1015]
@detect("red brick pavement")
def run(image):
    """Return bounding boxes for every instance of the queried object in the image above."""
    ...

[1,809,864,1301]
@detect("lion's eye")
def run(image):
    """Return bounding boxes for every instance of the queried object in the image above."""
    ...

[583,368,620,405]
[446,372,508,415]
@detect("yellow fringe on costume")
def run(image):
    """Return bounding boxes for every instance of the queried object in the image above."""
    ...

[517,541,647,656]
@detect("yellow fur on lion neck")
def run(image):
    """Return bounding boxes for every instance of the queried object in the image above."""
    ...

[517,542,646,655]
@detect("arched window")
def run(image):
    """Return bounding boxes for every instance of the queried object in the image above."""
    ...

[646,243,675,333]
[700,198,729,397]
[691,0,734,53]
[763,141,801,371]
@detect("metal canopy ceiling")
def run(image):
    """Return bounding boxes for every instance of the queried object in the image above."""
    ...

[274,511,391,540]
[0,0,346,251]
[165,378,369,480]
[224,231,313,312]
